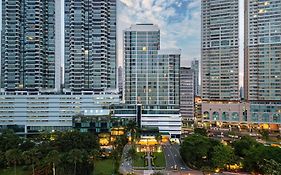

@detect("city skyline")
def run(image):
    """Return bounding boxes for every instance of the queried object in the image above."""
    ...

[118,0,201,67]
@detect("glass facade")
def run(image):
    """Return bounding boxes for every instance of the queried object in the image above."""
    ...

[201,0,240,100]
[1,0,57,90]
[250,101,281,123]
[191,60,200,96]
[0,91,120,133]
[245,0,281,100]
[180,67,194,124]
[124,24,180,107]
[64,0,116,91]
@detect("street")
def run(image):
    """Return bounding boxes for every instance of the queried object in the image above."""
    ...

[162,143,190,171]
[119,144,134,174]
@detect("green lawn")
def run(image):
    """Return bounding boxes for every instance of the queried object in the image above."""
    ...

[94,159,115,175]
[153,152,166,167]
[133,152,145,167]
[0,166,31,175]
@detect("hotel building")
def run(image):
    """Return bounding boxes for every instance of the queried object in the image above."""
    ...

[114,24,181,137]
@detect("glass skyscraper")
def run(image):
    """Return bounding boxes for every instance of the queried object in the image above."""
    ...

[191,59,200,96]
[124,24,180,107]
[201,0,240,100]
[1,0,61,91]
[122,24,181,136]
[180,67,194,125]
[64,0,116,92]
[124,24,160,105]
[245,0,281,100]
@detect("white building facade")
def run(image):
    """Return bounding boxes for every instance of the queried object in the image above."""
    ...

[0,91,120,133]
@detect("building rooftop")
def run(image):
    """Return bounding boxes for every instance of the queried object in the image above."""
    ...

[158,49,181,55]
[126,23,159,32]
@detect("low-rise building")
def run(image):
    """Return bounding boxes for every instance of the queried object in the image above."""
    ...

[201,100,281,131]
[0,90,120,133]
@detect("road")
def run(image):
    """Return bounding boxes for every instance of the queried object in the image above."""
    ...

[119,144,133,174]
[162,143,190,172]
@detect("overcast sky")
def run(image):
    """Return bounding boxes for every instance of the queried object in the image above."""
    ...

[117,0,201,67]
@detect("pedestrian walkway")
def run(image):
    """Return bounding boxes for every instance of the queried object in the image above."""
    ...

[145,152,153,170]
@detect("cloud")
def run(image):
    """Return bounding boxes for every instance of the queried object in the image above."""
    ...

[117,0,201,66]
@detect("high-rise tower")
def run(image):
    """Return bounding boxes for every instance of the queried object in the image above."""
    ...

[201,0,240,100]
[180,67,194,125]
[122,24,181,136]
[64,0,116,92]
[191,59,200,96]
[1,0,61,91]
[244,0,281,101]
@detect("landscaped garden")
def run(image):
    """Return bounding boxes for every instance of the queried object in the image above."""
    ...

[132,152,145,167]
[93,159,115,175]
[152,152,166,168]
[0,128,128,175]
[0,166,31,175]
[180,131,281,174]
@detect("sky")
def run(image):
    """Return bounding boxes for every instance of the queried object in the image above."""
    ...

[116,0,201,67]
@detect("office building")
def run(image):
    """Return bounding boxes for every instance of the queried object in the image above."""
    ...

[196,0,281,130]
[118,66,124,98]
[0,91,120,133]
[180,67,194,126]
[1,0,61,91]
[191,59,200,96]
[64,0,116,91]
[244,0,281,101]
[120,24,181,137]
[201,0,240,100]
[194,96,203,126]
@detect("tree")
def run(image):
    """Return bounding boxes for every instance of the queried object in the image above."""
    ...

[261,159,281,175]
[259,129,269,141]
[89,149,99,175]
[44,150,61,175]
[211,144,236,169]
[128,146,137,160]
[22,148,40,175]
[155,133,162,144]
[232,136,260,157]
[180,135,219,168]
[0,130,22,152]
[0,151,5,168]
[126,120,138,142]
[5,149,22,175]
[194,128,208,136]
[67,149,84,175]
[52,131,99,152]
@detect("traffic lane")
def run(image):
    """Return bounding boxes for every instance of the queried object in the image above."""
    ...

[170,144,190,171]
[163,144,177,171]
[163,144,190,171]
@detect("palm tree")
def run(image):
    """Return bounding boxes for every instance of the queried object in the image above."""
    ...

[5,149,21,175]
[67,149,83,175]
[88,149,99,175]
[155,133,162,144]
[44,150,61,175]
[126,120,138,142]
[22,148,40,175]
